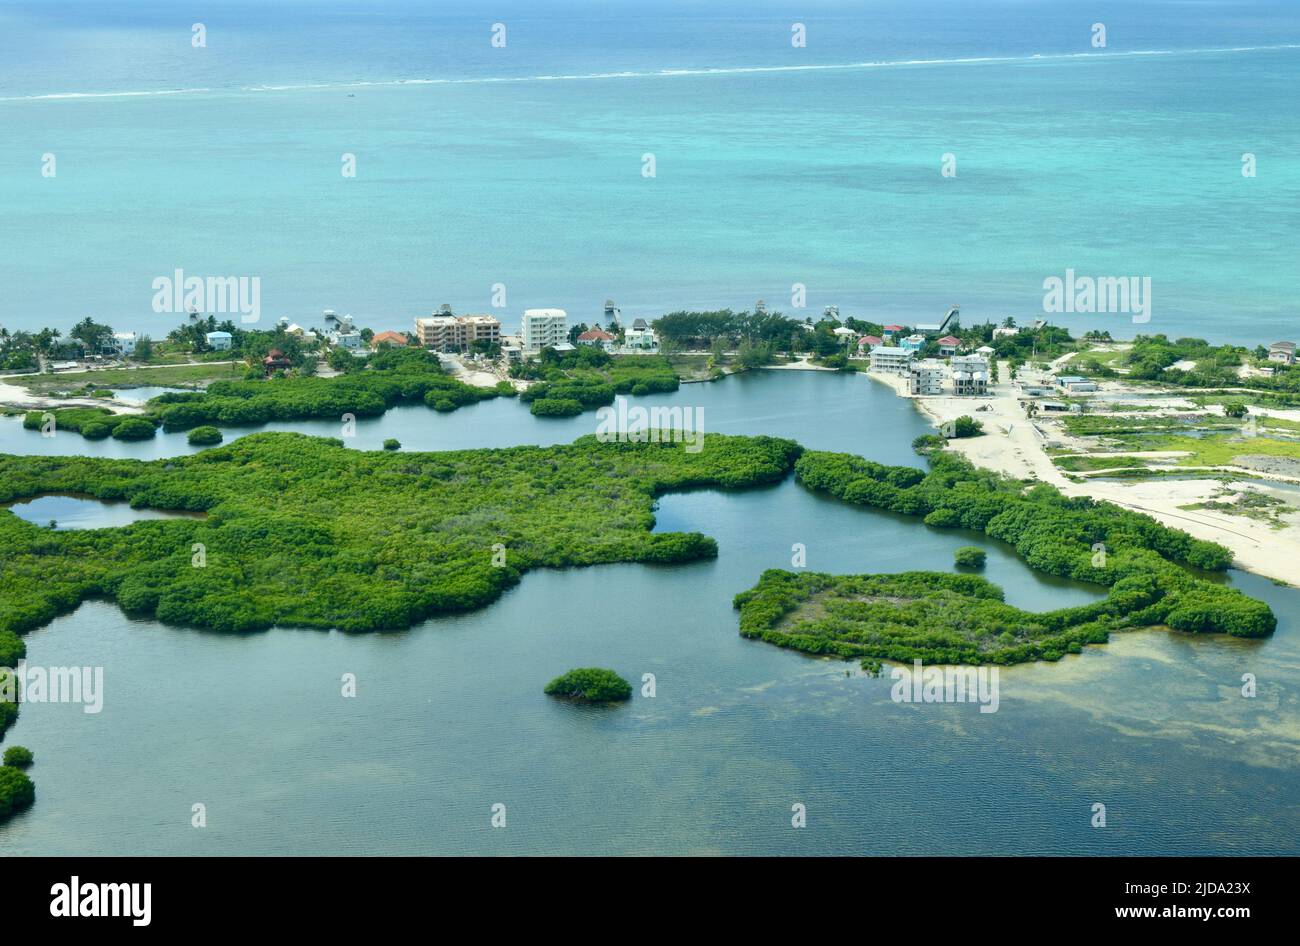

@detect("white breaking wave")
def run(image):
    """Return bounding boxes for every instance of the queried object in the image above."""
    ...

[2,44,1298,103]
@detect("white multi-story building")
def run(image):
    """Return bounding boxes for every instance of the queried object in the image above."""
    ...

[521,308,568,351]
[950,355,989,396]
[908,358,946,396]
[109,332,137,356]
[624,318,657,350]
[206,331,233,351]
[869,347,915,374]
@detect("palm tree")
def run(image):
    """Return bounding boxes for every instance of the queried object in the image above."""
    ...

[1001,316,1017,329]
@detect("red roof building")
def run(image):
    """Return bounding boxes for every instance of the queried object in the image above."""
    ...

[263,348,292,374]
[370,330,409,348]
[576,327,616,346]
[857,335,883,349]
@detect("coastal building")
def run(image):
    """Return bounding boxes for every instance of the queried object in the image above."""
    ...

[263,348,292,375]
[109,332,137,356]
[330,330,362,349]
[577,326,616,349]
[993,326,1019,339]
[900,334,926,354]
[521,309,568,351]
[833,326,856,343]
[869,347,915,375]
[205,331,232,351]
[856,334,882,355]
[882,324,904,340]
[950,355,989,396]
[937,335,961,356]
[415,313,502,351]
[908,359,946,396]
[624,318,657,350]
[1017,375,1056,397]
[370,330,408,349]
[1056,375,1098,393]
[975,345,996,358]
[914,323,942,334]
[1268,341,1296,365]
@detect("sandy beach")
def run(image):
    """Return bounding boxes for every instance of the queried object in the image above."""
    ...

[0,377,144,414]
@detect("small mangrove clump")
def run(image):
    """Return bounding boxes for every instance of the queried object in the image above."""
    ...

[187,426,223,446]
[955,546,987,568]
[544,667,632,703]
[3,745,33,768]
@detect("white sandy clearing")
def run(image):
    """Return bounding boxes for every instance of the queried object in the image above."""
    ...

[0,379,143,414]
[870,364,1300,587]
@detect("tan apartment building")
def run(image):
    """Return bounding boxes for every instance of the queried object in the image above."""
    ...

[414,313,502,351]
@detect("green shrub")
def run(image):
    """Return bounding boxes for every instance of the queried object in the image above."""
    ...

[111,416,157,440]
[0,765,35,820]
[913,434,947,455]
[530,397,584,417]
[923,508,961,528]
[949,416,984,438]
[3,746,33,768]
[955,546,987,567]
[80,421,112,440]
[383,439,401,450]
[187,426,223,446]
[544,668,632,702]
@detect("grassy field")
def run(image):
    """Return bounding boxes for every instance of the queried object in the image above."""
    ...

[1070,347,1128,371]
[1053,454,1154,473]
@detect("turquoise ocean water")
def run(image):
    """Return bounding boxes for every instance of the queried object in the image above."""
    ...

[0,0,1297,342]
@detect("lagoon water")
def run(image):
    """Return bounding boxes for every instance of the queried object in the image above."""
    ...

[1,1,1299,343]
[3,493,204,530]
[2,370,1298,855]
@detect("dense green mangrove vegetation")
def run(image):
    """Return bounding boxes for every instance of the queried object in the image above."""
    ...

[187,426,223,446]
[793,449,1276,641]
[150,348,504,431]
[20,406,161,441]
[0,431,802,636]
[515,348,679,417]
[735,570,1120,665]
[3,745,33,768]
[543,667,633,702]
[0,666,33,822]
[0,763,35,822]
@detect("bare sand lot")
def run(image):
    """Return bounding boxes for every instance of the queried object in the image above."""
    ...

[868,365,1300,587]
